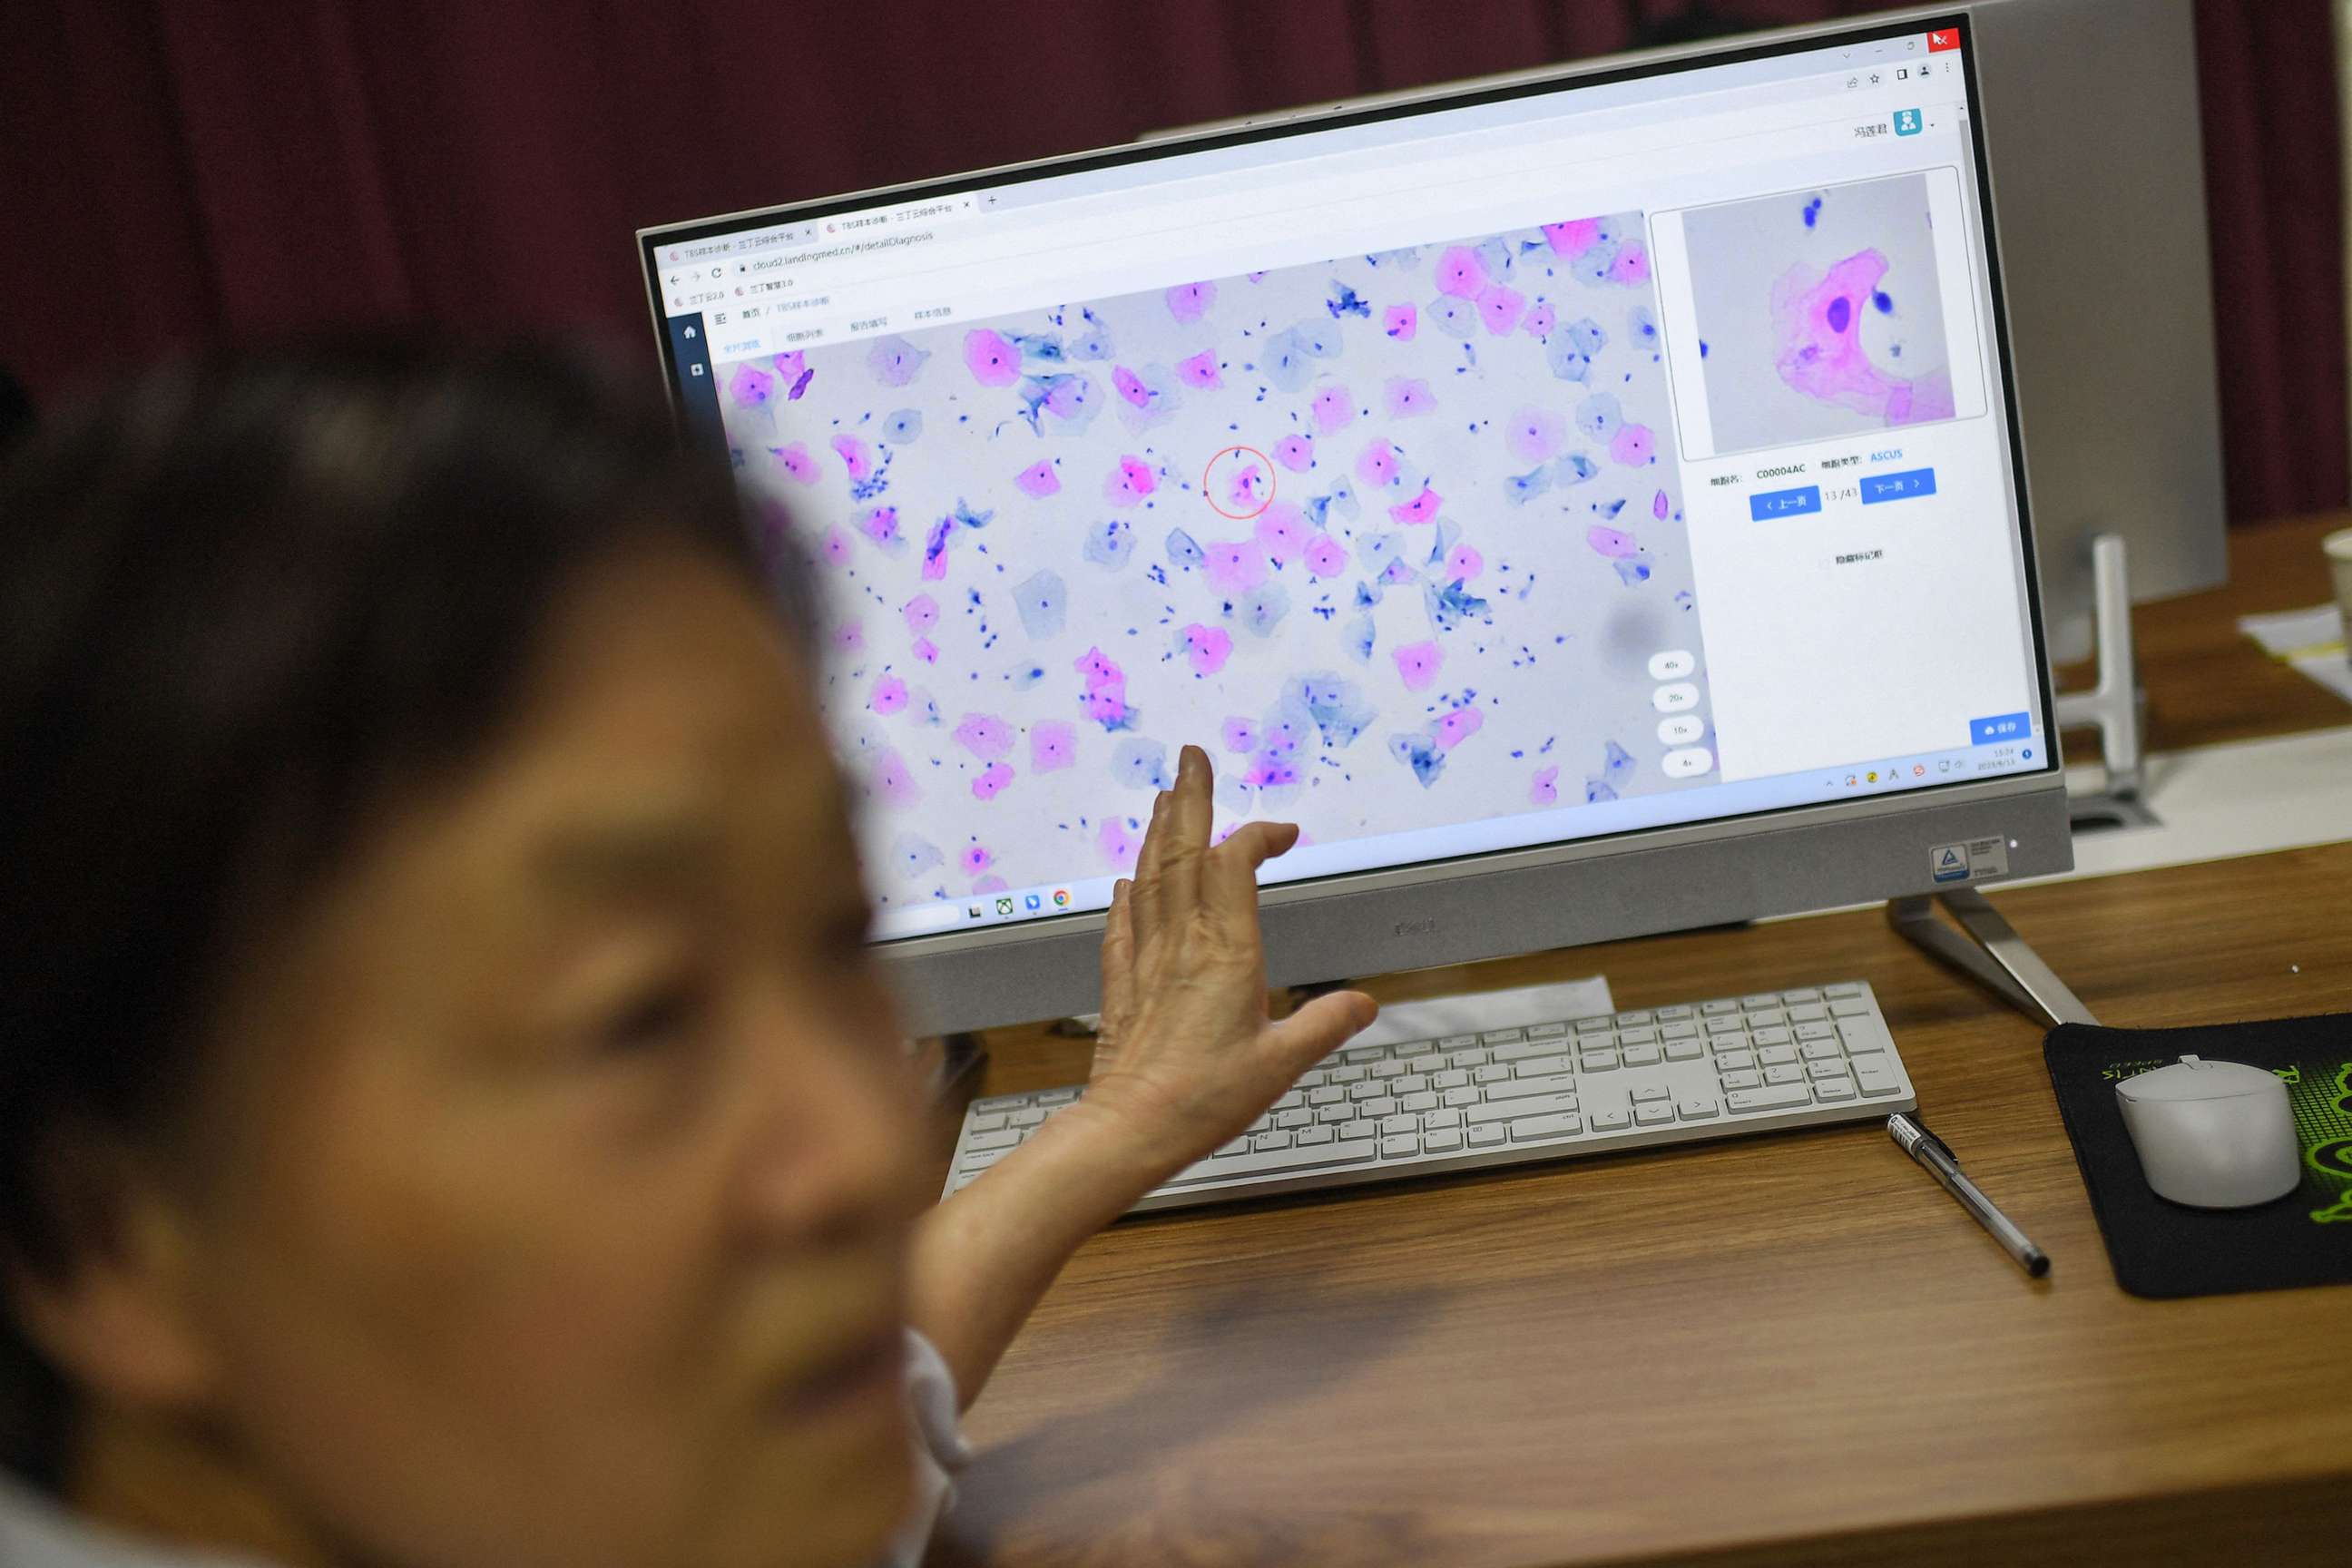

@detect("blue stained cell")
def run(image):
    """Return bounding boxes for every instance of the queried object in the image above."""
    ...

[1599,496,1627,520]
[1110,738,1170,790]
[1629,306,1659,348]
[1006,330,1065,364]
[1237,583,1292,637]
[1353,579,1384,609]
[866,335,930,386]
[1553,452,1601,485]
[954,498,993,530]
[1292,672,1375,747]
[1262,328,1314,392]
[1369,246,1422,267]
[1573,241,1619,287]
[1213,775,1254,813]
[1426,578,1491,632]
[882,408,923,443]
[1357,532,1403,576]
[1430,297,1477,339]
[1584,778,1618,804]
[1083,517,1135,569]
[1165,527,1205,567]
[1069,308,1114,360]
[890,832,945,879]
[1345,612,1377,663]
[1388,733,1446,788]
[1325,476,1361,519]
[1327,280,1371,318]
[1294,319,1343,358]
[1595,215,1630,245]
[1303,493,1333,527]
[1475,235,1516,280]
[1546,338,1592,384]
[1602,740,1636,790]
[1504,466,1553,505]
[1566,318,1608,357]
[1575,392,1623,441]
[1005,662,1046,691]
[1613,557,1652,585]
[1012,570,1065,639]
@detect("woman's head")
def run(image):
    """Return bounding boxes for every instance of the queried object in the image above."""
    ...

[0,341,927,1568]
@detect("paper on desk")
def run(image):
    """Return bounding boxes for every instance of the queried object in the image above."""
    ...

[2238,603,2351,704]
[1347,975,1614,1049]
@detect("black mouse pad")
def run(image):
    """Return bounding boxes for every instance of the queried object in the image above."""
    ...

[2043,1014,2352,1298]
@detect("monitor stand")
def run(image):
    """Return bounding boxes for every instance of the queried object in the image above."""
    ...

[2054,534,2159,831]
[1886,887,2098,1027]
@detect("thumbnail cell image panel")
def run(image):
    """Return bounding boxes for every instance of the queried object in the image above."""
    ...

[1679,171,1955,456]
[720,216,1717,915]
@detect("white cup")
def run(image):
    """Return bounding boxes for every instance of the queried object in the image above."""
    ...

[2328,527,2352,649]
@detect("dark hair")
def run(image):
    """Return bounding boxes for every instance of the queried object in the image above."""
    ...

[0,338,792,1486]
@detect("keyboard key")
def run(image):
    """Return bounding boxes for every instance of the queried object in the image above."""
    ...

[1629,1083,1671,1103]
[1661,1021,1700,1042]
[1341,1044,1386,1063]
[1707,1015,1746,1034]
[1008,1107,1046,1128]
[1165,1136,1377,1185]
[1297,1069,1331,1089]
[1656,1004,1696,1021]
[1747,1008,1788,1028]
[1715,1048,1756,1072]
[1526,1021,1570,1039]
[1589,1107,1632,1132]
[1371,1060,1406,1080]
[1318,1105,1354,1124]
[1788,1004,1829,1023]
[1750,1026,1792,1047]
[1840,1020,1890,1054]
[1380,1134,1420,1159]
[1394,1075,1429,1095]
[1400,1092,1439,1112]
[1423,1108,1465,1128]
[1814,1080,1857,1102]
[1252,1131,1295,1152]
[1348,1082,1386,1102]
[1510,1113,1583,1142]
[1433,1069,1469,1091]
[1036,1088,1079,1105]
[1512,1054,1575,1077]
[1576,1015,1613,1034]
[968,1128,1021,1151]
[1622,1044,1662,1067]
[1298,1125,1336,1145]
[1725,1083,1814,1113]
[968,1112,1007,1132]
[1275,1109,1312,1130]
[1758,1045,1799,1067]
[1423,1129,1465,1154]
[1481,1027,1525,1044]
[1824,983,1865,999]
[1854,1057,1905,1096]
[1439,1033,1480,1050]
[1720,1069,1761,1091]
[1799,1040,1842,1062]
[1448,1049,1488,1070]
[1806,1059,1850,1082]
[1740,993,1780,1009]
[1273,1091,1305,1111]
[1332,1064,1368,1084]
[1634,1102,1675,1127]
[1796,1022,1838,1043]
[1467,1093,1579,1125]
[1381,1114,1419,1137]
[1492,1038,1571,1063]
[1664,1039,1705,1062]
[1468,1124,1506,1148]
[1765,1063,1807,1086]
[1407,1054,1446,1075]
[1782,987,1823,1004]
[1581,1052,1620,1073]
[1830,998,1870,1018]
[1701,999,1740,1015]
[1677,1097,1720,1121]
[1617,1009,1653,1025]
[1474,1064,1511,1084]
[1216,1138,1250,1157]
[1486,1073,1576,1101]
[1619,1025,1660,1046]
[1247,1115,1271,1134]
[1362,1097,1398,1120]
[1442,1087,1481,1108]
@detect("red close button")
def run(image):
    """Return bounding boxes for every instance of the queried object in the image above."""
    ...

[1927,27,1961,52]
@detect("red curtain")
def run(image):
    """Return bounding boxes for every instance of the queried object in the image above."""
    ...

[1,1,2337,521]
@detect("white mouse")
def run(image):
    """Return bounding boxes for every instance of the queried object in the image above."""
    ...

[2115,1054,2301,1208]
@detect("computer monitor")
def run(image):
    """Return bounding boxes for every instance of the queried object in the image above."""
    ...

[641,12,2073,1037]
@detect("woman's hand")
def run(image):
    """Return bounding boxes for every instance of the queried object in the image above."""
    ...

[1082,743,1377,1169]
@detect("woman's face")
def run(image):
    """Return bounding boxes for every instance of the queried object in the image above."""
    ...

[165,544,929,1568]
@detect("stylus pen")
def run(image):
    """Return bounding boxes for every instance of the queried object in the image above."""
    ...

[1887,1113,2050,1278]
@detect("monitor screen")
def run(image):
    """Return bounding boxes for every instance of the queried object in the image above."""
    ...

[643,15,2053,945]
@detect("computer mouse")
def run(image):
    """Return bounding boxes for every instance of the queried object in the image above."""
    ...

[2115,1054,2301,1208]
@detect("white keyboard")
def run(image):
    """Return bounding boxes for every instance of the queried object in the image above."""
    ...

[944,981,1919,1212]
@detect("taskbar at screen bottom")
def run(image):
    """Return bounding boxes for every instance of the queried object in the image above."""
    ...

[868,730,2045,943]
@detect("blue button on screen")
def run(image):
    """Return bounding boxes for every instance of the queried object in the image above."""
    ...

[1861,467,1937,505]
[1749,485,1822,521]
[1970,711,2031,745]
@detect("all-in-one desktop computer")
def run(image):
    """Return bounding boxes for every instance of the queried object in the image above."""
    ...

[642,14,2088,1209]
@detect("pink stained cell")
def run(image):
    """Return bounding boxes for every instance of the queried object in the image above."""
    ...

[1273,434,1315,472]
[1303,533,1348,579]
[1224,464,1267,510]
[870,674,909,715]
[1014,460,1061,498]
[1202,540,1269,594]
[831,435,872,481]
[1166,280,1216,322]
[775,350,808,383]
[1610,424,1656,466]
[1893,367,1958,426]
[913,636,938,665]
[1475,283,1527,336]
[1383,303,1417,340]
[953,713,1014,760]
[973,874,1007,894]
[1543,218,1602,257]
[1435,245,1488,299]
[1653,488,1671,521]
[1356,438,1398,487]
[1253,501,1308,561]
[1608,243,1651,286]
[964,328,1019,387]
[1505,405,1566,465]
[1384,377,1436,418]
[1434,706,1485,750]
[1245,753,1300,789]
[770,442,820,485]
[857,505,900,545]
[819,526,853,567]
[1586,524,1636,559]
[1112,366,1151,408]
[919,518,952,582]
[1393,640,1444,691]
[831,620,865,654]
[1098,816,1140,869]
[1221,716,1259,753]
[961,844,995,875]
[903,593,940,634]
[1104,454,1158,506]
[1081,689,1130,724]
[1030,720,1077,772]
[1446,544,1484,582]
[1311,385,1356,434]
[1530,766,1561,806]
[871,748,920,809]
[1177,349,1223,389]
[971,761,1014,801]
[1074,645,1122,686]
[729,363,776,407]
[1182,622,1234,675]
[1388,485,1442,525]
[1523,301,1557,339]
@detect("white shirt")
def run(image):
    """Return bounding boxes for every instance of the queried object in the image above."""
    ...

[0,1329,968,1568]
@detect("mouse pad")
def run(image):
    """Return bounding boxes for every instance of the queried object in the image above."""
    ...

[2043,1014,2352,1298]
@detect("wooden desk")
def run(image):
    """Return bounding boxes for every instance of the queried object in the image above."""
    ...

[930,524,2352,1567]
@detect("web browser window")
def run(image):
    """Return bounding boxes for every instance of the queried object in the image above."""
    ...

[645,16,2051,941]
